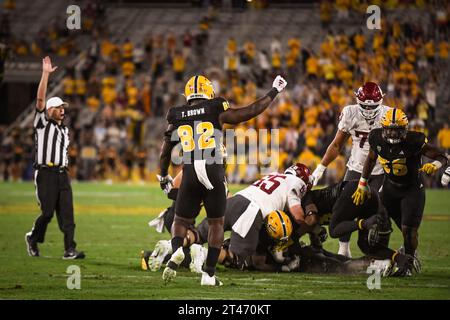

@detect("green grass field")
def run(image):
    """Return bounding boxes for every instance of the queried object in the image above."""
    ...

[0,182,449,300]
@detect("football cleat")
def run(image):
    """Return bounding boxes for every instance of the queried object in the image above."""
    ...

[162,247,185,284]
[140,250,151,271]
[189,244,207,274]
[201,272,223,286]
[398,246,422,273]
[368,259,393,277]
[149,240,172,272]
[25,232,39,257]
[63,249,85,260]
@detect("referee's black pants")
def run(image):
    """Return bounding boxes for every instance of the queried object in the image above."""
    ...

[30,168,76,251]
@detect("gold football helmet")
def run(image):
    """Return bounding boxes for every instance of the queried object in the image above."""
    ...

[265,210,293,242]
[381,108,408,144]
[184,75,215,101]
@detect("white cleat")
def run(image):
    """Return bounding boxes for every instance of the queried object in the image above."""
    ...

[149,240,172,272]
[162,247,185,284]
[369,259,393,277]
[201,272,223,286]
[189,244,207,274]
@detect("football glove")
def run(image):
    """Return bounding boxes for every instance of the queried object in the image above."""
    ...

[157,174,173,194]
[311,164,326,186]
[420,161,441,175]
[391,253,414,277]
[441,166,450,187]
[367,222,393,247]
[318,226,328,243]
[272,75,287,92]
[351,178,371,206]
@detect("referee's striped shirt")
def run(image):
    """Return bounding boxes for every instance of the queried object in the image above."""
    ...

[33,109,70,167]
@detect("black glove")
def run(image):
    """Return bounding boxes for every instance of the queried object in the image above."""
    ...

[392,253,414,277]
[157,174,173,194]
[368,221,392,247]
[318,226,328,243]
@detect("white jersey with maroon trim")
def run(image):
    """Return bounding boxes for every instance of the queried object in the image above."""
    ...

[338,104,391,175]
[236,173,307,218]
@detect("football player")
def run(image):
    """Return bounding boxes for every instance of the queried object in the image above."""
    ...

[159,74,287,285]
[301,180,415,274]
[195,163,313,262]
[352,108,448,276]
[311,82,391,257]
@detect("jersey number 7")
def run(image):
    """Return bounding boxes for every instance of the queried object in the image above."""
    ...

[355,130,369,148]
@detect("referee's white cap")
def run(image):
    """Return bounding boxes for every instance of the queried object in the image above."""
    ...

[46,97,69,110]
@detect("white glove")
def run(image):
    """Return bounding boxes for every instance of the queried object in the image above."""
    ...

[311,164,326,186]
[157,174,173,194]
[148,208,168,233]
[272,75,287,92]
[442,166,450,187]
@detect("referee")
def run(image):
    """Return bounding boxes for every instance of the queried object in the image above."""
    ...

[25,56,84,259]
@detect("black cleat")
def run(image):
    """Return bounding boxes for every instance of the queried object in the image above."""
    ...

[25,232,39,257]
[63,249,85,260]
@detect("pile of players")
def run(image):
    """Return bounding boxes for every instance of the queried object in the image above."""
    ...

[142,78,449,285]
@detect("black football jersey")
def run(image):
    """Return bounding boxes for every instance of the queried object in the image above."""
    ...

[369,128,426,186]
[302,181,347,225]
[165,97,230,163]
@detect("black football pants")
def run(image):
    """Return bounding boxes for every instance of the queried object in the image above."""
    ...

[30,168,76,251]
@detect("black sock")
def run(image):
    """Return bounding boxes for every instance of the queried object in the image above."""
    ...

[171,236,184,253]
[204,247,221,277]
[180,247,192,268]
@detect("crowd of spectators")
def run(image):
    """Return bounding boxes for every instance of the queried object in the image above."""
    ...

[0,0,448,188]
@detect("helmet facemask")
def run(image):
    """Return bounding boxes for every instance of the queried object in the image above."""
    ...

[382,124,408,144]
[358,101,382,120]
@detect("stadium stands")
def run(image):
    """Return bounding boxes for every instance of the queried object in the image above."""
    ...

[1,0,448,187]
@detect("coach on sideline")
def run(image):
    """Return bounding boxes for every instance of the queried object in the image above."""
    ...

[25,56,85,259]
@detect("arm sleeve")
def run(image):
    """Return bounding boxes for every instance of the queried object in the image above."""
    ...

[215,97,230,115]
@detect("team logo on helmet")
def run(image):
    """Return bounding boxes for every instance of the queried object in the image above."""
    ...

[184,75,215,101]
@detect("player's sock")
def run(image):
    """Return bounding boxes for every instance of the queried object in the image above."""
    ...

[167,237,184,270]
[180,247,192,268]
[171,236,184,252]
[203,246,221,277]
[338,241,351,258]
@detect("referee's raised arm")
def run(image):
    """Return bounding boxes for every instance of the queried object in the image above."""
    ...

[36,56,57,112]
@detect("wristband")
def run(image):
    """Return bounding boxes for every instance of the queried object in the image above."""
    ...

[431,160,443,170]
[266,87,279,100]
[358,177,368,187]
